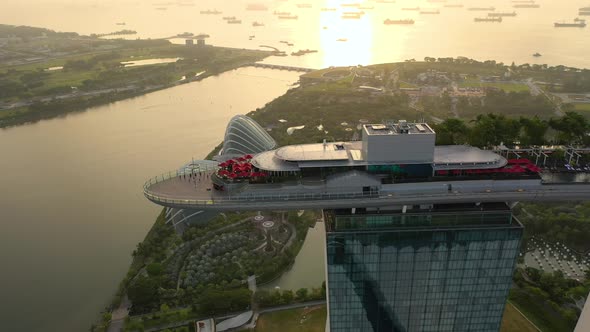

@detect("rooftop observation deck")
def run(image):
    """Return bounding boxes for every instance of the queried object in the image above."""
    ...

[144,168,590,211]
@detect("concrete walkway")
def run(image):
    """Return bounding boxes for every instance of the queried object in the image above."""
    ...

[138,300,326,332]
[107,296,130,332]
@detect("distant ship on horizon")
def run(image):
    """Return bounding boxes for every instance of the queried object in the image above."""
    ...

[514,4,540,8]
[384,19,415,25]
[420,10,440,14]
[554,20,586,27]
[200,9,222,15]
[488,12,517,17]
[475,17,502,22]
[468,7,495,11]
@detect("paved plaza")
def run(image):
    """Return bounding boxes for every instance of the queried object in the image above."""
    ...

[523,237,589,281]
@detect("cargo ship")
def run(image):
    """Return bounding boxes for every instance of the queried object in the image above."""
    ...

[468,7,495,11]
[384,19,415,25]
[420,9,440,14]
[475,17,502,22]
[488,12,517,17]
[222,16,236,20]
[342,12,363,19]
[514,4,540,8]
[246,4,268,11]
[200,9,222,14]
[227,19,242,24]
[252,21,264,27]
[554,21,586,27]
[291,49,318,56]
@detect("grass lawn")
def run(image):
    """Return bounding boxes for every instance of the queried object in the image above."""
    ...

[458,78,482,88]
[573,103,590,112]
[302,67,351,79]
[500,302,540,332]
[399,81,418,88]
[572,103,590,119]
[482,82,530,93]
[243,302,539,332]
[251,305,327,332]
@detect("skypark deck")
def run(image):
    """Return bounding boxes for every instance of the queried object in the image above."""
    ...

[144,169,590,211]
[144,119,590,212]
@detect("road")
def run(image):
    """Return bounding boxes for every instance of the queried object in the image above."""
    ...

[526,78,563,116]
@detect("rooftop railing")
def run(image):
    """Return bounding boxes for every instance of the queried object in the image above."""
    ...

[143,168,590,208]
[143,166,218,191]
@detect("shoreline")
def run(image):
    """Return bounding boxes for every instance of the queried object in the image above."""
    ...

[0,60,265,129]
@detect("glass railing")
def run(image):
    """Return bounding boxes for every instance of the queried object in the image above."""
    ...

[143,169,590,207]
[143,166,218,190]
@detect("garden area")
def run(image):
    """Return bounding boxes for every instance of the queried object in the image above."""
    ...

[114,210,318,331]
[248,305,327,332]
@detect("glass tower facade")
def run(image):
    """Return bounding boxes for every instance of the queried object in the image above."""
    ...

[324,203,523,332]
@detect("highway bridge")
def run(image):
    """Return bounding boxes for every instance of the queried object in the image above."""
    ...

[144,169,590,211]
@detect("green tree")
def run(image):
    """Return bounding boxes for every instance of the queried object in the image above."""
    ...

[549,112,589,144]
[281,290,294,304]
[147,262,163,277]
[469,113,520,147]
[128,276,159,307]
[520,116,548,146]
[435,118,469,145]
[296,288,309,301]
[102,312,112,323]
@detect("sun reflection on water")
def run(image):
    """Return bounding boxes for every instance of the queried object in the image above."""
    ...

[319,0,373,67]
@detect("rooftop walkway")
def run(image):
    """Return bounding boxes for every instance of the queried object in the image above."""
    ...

[144,170,590,211]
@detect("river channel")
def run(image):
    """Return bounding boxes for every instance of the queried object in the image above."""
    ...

[262,221,326,292]
[0,67,300,332]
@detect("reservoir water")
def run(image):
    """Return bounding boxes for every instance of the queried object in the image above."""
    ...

[0,67,300,331]
[263,222,327,291]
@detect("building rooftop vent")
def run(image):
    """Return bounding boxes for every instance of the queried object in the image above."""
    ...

[398,120,409,134]
[371,124,388,130]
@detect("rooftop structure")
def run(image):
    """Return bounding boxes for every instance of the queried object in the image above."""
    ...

[222,115,276,156]
[362,121,435,163]
[249,121,503,172]
[143,118,590,211]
